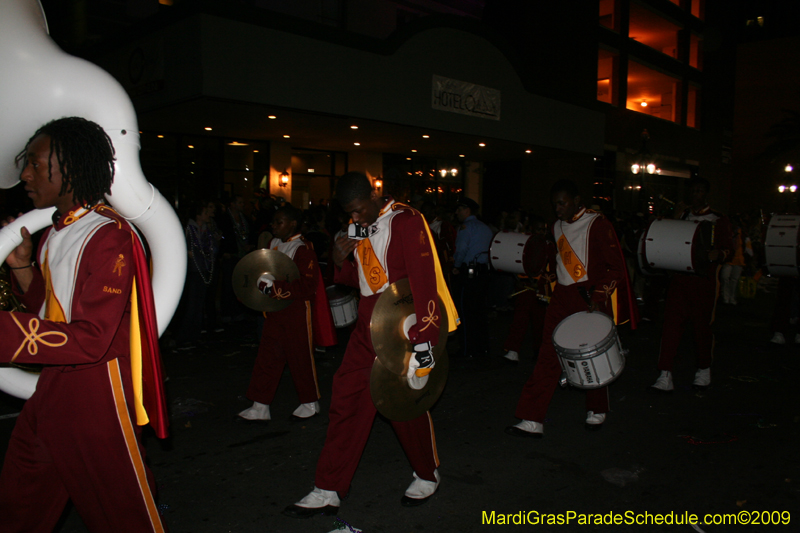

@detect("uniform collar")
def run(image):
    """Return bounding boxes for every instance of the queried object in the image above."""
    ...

[567,207,587,223]
[377,197,397,219]
[53,205,93,230]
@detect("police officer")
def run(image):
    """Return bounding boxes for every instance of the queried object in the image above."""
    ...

[452,198,494,357]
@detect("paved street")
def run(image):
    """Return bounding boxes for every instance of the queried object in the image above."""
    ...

[1,285,798,532]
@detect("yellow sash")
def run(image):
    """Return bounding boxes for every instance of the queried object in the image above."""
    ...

[129,279,149,426]
[356,237,389,294]
[557,234,587,284]
[42,251,66,323]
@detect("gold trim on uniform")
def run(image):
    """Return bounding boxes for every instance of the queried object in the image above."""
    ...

[9,312,68,362]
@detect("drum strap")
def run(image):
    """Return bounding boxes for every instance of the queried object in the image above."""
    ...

[577,286,594,307]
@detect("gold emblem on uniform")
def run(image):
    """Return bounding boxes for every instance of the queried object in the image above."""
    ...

[112,254,125,276]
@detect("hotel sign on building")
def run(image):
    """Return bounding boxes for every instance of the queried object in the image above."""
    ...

[432,75,501,121]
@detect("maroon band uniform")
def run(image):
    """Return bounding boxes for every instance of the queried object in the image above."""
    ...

[515,209,633,423]
[0,206,167,532]
[657,206,733,372]
[314,200,445,493]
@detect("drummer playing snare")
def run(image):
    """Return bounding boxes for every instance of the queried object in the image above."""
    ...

[506,179,638,438]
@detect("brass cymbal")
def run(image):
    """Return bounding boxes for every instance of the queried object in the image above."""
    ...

[232,249,300,312]
[370,278,449,375]
[369,350,449,421]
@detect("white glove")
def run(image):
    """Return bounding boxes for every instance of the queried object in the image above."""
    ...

[257,273,275,295]
[407,342,435,390]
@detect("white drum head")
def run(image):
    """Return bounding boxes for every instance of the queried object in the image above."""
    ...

[553,311,613,350]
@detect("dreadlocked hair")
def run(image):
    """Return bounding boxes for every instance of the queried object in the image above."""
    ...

[15,117,116,207]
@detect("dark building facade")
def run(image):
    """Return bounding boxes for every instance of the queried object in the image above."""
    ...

[4,0,746,223]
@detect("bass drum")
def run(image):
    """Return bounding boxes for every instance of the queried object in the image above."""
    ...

[489,232,547,276]
[638,218,712,276]
[763,214,800,277]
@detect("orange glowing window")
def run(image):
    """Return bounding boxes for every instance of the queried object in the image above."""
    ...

[691,0,704,20]
[597,48,618,105]
[599,0,618,31]
[687,85,700,129]
[689,33,703,70]
[626,60,682,124]
[629,3,681,59]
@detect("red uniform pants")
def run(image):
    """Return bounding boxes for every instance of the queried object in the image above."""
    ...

[657,273,717,371]
[515,284,610,423]
[315,296,439,494]
[0,359,165,532]
[247,301,320,406]
[504,290,547,353]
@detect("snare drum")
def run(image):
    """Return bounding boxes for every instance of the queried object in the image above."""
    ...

[490,232,546,276]
[764,214,800,277]
[639,218,712,275]
[553,311,624,389]
[326,285,358,328]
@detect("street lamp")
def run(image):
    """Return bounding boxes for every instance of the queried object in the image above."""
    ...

[630,129,657,175]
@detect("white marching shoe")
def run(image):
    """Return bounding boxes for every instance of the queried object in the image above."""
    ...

[650,370,674,392]
[504,419,544,438]
[693,368,711,389]
[585,411,606,431]
[503,350,520,362]
[401,470,440,507]
[283,486,340,518]
[292,401,320,419]
[770,332,786,345]
[238,402,270,421]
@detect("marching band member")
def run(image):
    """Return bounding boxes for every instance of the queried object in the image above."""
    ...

[284,172,458,517]
[238,204,336,421]
[506,179,636,437]
[650,177,732,392]
[502,216,552,363]
[0,117,168,531]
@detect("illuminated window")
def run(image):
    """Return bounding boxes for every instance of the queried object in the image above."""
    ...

[627,60,682,124]
[687,85,700,129]
[689,32,703,70]
[597,48,618,105]
[691,0,704,20]
[629,3,681,59]
[599,0,618,31]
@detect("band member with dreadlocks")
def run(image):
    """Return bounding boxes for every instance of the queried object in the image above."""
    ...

[0,117,168,532]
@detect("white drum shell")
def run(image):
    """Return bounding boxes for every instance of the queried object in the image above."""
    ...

[640,218,704,273]
[326,286,358,328]
[553,311,625,389]
[764,214,800,277]
[490,232,530,275]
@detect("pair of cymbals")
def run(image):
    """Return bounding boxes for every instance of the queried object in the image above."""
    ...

[369,278,449,421]
[232,249,300,312]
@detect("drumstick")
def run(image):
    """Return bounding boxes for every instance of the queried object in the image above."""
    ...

[658,194,675,205]
[509,286,535,298]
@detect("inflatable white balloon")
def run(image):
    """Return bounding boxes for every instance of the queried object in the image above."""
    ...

[0,0,186,399]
